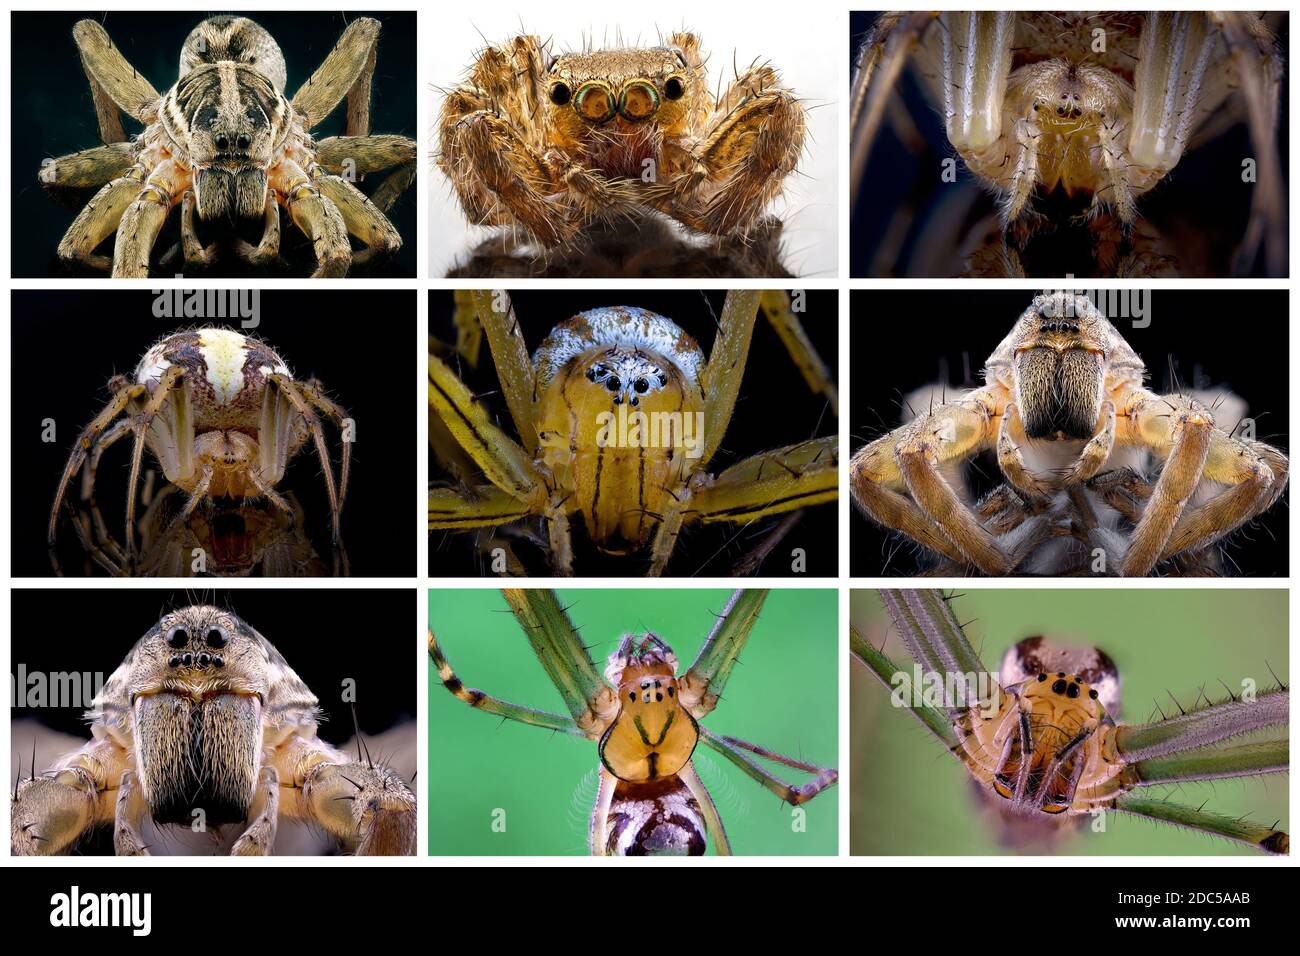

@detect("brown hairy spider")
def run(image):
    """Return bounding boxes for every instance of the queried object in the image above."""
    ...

[48,327,351,562]
[438,31,805,253]
[850,12,1285,275]
[849,292,1289,576]
[12,605,416,856]
[41,16,415,277]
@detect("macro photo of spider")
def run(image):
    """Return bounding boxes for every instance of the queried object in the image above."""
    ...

[851,589,1288,855]
[429,289,838,576]
[20,13,416,277]
[429,588,838,856]
[12,595,417,856]
[434,21,825,278]
[849,290,1289,576]
[849,11,1287,277]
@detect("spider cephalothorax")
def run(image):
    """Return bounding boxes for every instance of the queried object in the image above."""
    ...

[49,328,351,561]
[429,290,837,575]
[42,16,415,277]
[439,31,805,253]
[12,605,416,856]
[850,292,1288,576]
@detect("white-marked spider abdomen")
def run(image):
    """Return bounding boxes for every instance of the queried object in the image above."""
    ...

[606,776,707,856]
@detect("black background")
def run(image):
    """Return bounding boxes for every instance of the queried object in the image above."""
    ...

[429,289,840,577]
[10,11,417,277]
[849,289,1290,576]
[848,11,1291,278]
[10,290,418,576]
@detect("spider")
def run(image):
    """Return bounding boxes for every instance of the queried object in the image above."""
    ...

[429,588,838,855]
[849,291,1289,576]
[437,31,806,260]
[41,15,415,277]
[48,326,352,566]
[429,289,838,576]
[850,12,1286,277]
[851,589,1288,854]
[12,603,417,856]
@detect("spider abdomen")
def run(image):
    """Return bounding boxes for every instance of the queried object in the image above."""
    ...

[606,776,707,856]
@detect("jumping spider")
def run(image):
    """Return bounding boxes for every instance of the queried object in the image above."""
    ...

[41,16,415,277]
[850,292,1289,576]
[438,32,806,259]
[12,604,416,856]
[49,327,352,566]
[851,12,1285,276]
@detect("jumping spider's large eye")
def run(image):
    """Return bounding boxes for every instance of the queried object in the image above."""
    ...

[166,628,190,648]
[664,76,685,101]
[550,82,572,106]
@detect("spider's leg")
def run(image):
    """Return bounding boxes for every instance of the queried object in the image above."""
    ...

[232,191,281,266]
[589,768,618,855]
[1125,739,1288,787]
[428,484,533,531]
[1114,686,1287,764]
[545,504,575,577]
[502,589,619,736]
[1112,794,1287,855]
[1119,392,1283,575]
[691,436,838,526]
[465,289,538,446]
[230,767,279,856]
[662,66,806,236]
[428,630,583,735]
[11,734,126,856]
[49,378,146,545]
[267,374,343,543]
[877,588,987,690]
[851,625,961,748]
[123,366,186,556]
[759,291,838,415]
[315,134,417,213]
[313,172,402,266]
[270,735,416,856]
[176,462,214,521]
[676,760,732,855]
[111,770,150,856]
[54,165,146,271]
[111,159,189,277]
[995,403,1054,498]
[290,17,381,133]
[698,290,761,467]
[271,159,352,277]
[40,142,135,190]
[179,191,219,267]
[699,727,838,807]
[850,389,1014,574]
[280,376,352,505]
[677,589,767,719]
[70,19,161,142]
[849,12,936,209]
[428,351,546,508]
[1085,467,1154,524]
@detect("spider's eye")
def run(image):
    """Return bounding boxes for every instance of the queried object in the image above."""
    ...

[1051,678,1068,695]
[214,134,230,151]
[664,76,685,101]
[606,376,622,393]
[166,628,190,648]
[206,628,228,648]
[549,82,572,106]
[236,134,251,150]
[634,378,649,394]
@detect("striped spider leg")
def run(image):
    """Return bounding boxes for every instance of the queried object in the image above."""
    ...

[852,589,1289,853]
[428,289,837,575]
[850,12,1284,274]
[429,589,838,855]
[850,293,1288,576]
[49,329,350,565]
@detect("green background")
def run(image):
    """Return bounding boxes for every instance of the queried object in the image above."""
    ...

[851,589,1289,856]
[430,588,838,855]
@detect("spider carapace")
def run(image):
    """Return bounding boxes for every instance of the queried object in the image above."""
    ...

[963,666,1122,817]
[600,635,700,784]
[535,307,705,553]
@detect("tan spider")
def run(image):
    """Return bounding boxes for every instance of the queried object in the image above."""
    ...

[850,12,1285,276]
[438,31,805,252]
[41,16,415,277]
[48,327,351,565]
[849,292,1288,576]
[429,290,838,576]
[12,604,416,856]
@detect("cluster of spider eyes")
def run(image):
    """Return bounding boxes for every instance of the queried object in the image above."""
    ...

[212,133,253,152]
[632,678,675,703]
[548,76,686,107]
[585,362,668,407]
[164,626,230,669]
[1036,671,1099,701]
[1039,320,1083,334]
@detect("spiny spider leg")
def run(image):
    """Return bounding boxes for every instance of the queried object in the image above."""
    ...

[678,589,767,719]
[289,18,381,133]
[1127,739,1288,786]
[427,630,583,735]
[467,289,539,444]
[1114,794,1288,855]
[699,727,838,805]
[267,374,343,542]
[1114,688,1288,762]
[69,20,161,141]
[677,760,732,855]
[851,626,961,748]
[759,291,839,415]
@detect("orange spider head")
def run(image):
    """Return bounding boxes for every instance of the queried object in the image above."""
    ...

[599,634,700,784]
[987,292,1144,440]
